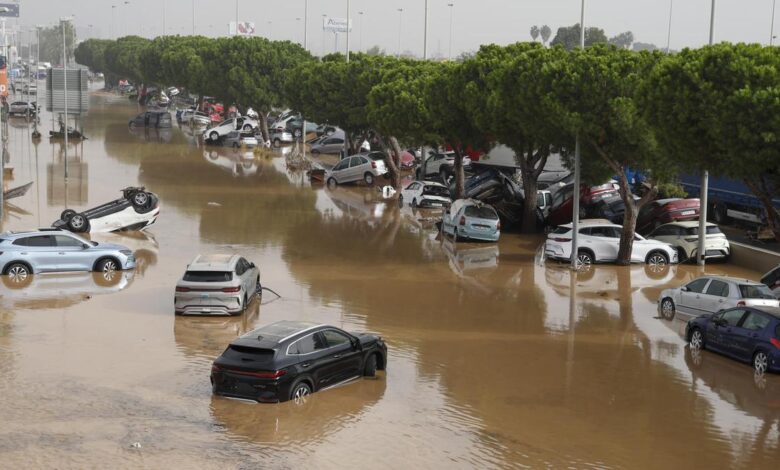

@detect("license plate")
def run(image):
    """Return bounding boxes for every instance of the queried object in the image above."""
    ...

[201,294,210,299]
[681,210,695,216]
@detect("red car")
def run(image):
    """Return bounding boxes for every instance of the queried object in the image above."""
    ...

[400,150,416,170]
[546,182,620,227]
[636,198,700,234]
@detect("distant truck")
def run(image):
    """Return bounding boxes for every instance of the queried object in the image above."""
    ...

[678,174,780,227]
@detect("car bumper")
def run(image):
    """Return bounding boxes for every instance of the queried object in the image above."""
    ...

[418,198,450,209]
[175,293,243,315]
[460,229,500,242]
[211,371,292,403]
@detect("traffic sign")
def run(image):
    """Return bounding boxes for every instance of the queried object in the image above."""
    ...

[0,3,19,18]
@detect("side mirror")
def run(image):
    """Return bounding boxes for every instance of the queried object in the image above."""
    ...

[250,262,256,268]
[681,286,689,292]
[351,338,362,351]
[82,243,90,249]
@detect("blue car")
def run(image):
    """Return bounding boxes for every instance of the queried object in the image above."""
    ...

[441,199,500,242]
[685,306,780,374]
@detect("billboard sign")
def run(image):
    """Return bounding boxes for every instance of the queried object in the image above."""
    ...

[323,17,352,33]
[0,3,19,18]
[229,21,255,36]
[0,69,7,98]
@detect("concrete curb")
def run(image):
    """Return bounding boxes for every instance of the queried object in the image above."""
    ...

[729,242,780,274]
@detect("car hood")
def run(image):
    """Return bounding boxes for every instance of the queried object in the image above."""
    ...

[92,242,130,252]
[356,333,382,347]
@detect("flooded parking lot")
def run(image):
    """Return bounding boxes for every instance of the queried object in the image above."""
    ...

[1,92,779,469]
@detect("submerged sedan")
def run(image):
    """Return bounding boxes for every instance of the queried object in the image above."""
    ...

[686,306,780,374]
[211,321,387,403]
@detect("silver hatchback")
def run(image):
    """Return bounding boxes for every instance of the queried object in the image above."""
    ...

[174,254,260,316]
[326,153,388,187]
[0,229,136,283]
[658,276,780,320]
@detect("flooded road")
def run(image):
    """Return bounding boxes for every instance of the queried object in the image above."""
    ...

[1,91,779,469]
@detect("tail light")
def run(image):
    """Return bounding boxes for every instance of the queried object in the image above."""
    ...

[552,238,571,242]
[232,369,286,379]
[496,221,501,231]
[371,161,377,169]
[222,286,241,293]
[175,286,191,292]
[771,338,780,350]
[737,301,746,306]
[459,215,466,226]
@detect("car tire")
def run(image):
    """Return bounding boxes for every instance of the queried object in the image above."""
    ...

[576,250,594,267]
[95,258,119,273]
[676,247,687,263]
[364,354,378,377]
[689,328,704,350]
[68,213,90,233]
[660,298,676,320]
[131,191,151,209]
[411,198,418,208]
[293,129,302,138]
[273,138,281,148]
[209,131,219,141]
[311,149,320,155]
[753,350,769,374]
[243,124,252,131]
[364,173,375,186]
[646,251,669,267]
[60,209,77,223]
[398,195,404,208]
[5,262,32,284]
[327,177,337,189]
[289,380,312,403]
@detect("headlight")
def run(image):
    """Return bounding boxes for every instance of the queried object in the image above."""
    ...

[119,250,133,256]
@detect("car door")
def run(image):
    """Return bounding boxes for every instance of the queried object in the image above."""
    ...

[584,227,619,261]
[402,182,420,202]
[54,235,92,271]
[318,328,363,384]
[288,332,332,388]
[678,278,711,315]
[21,235,61,272]
[711,308,749,357]
[347,156,365,182]
[330,158,349,182]
[701,279,730,314]
[730,311,772,361]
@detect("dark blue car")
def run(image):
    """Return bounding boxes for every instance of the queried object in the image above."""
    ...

[685,306,780,374]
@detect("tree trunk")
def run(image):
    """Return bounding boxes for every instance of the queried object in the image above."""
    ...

[744,178,780,242]
[616,169,658,265]
[259,111,270,143]
[452,146,465,199]
[387,136,403,190]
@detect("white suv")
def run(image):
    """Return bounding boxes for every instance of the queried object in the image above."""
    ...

[545,219,678,266]
[203,117,259,141]
[647,221,730,263]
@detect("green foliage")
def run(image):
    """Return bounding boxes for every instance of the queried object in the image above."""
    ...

[609,32,634,49]
[550,24,608,50]
[74,39,112,72]
[103,36,151,83]
[656,182,688,199]
[38,23,77,64]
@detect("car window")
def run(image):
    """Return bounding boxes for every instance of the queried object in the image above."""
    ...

[686,278,710,294]
[235,261,245,276]
[182,271,233,282]
[322,329,352,348]
[739,284,775,299]
[333,159,349,171]
[591,227,620,238]
[553,226,571,235]
[578,227,592,236]
[349,157,365,168]
[741,312,771,331]
[762,266,780,286]
[684,226,723,236]
[705,280,729,297]
[55,235,84,247]
[464,205,499,220]
[423,185,449,197]
[332,138,344,145]
[406,182,419,191]
[22,235,56,247]
[289,333,327,355]
[722,309,747,327]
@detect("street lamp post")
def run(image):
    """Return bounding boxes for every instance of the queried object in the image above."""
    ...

[162,0,166,36]
[358,11,363,52]
[61,17,73,179]
[111,5,116,39]
[447,3,454,60]
[697,0,716,266]
[192,0,196,35]
[303,0,308,50]
[235,0,239,36]
[423,0,429,59]
[771,0,777,46]
[0,6,9,221]
[123,1,130,37]
[346,0,350,62]
[666,0,673,53]
[267,21,273,40]
[571,0,585,271]
[396,8,403,58]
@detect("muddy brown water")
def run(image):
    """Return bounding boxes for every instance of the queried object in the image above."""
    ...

[1,91,779,469]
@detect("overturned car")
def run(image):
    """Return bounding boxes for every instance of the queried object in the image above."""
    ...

[53,187,160,233]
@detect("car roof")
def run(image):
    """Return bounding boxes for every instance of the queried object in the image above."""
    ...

[661,221,715,228]
[421,181,447,188]
[654,198,681,205]
[697,275,765,286]
[0,228,64,239]
[187,254,239,271]
[234,321,325,348]
[559,218,618,229]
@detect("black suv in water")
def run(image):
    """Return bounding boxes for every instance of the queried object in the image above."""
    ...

[211,321,387,403]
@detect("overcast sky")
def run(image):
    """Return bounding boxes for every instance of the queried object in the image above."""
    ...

[9,0,780,56]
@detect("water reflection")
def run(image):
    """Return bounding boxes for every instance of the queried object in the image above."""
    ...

[88,231,159,277]
[174,300,260,360]
[129,126,173,144]
[203,148,263,178]
[0,270,135,310]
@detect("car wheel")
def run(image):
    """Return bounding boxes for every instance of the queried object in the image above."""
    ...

[411,198,418,208]
[243,124,252,131]
[689,328,704,350]
[60,209,77,222]
[311,148,320,155]
[5,263,31,284]
[327,177,337,189]
[131,191,150,209]
[209,131,219,141]
[290,381,312,404]
[576,250,594,267]
[364,354,378,377]
[364,173,375,186]
[398,195,404,208]
[646,251,669,267]
[753,351,769,374]
[68,213,89,233]
[439,168,448,182]
[95,258,119,273]
[273,138,281,148]
[660,298,676,320]
[676,247,687,263]
[293,129,302,138]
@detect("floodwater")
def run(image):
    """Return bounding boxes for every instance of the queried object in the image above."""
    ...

[1,91,779,469]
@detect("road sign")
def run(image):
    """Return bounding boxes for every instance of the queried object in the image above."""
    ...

[0,3,19,18]
[323,17,352,33]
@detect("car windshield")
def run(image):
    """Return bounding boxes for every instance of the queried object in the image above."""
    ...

[683,226,722,236]
[552,226,571,235]
[464,206,498,220]
[222,345,275,364]
[183,271,233,282]
[739,284,776,299]
[423,185,449,197]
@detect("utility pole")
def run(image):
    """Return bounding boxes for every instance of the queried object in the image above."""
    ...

[358,11,363,52]
[666,0,673,53]
[423,0,428,59]
[346,0,350,62]
[304,0,308,50]
[397,8,403,58]
[447,3,454,61]
[62,17,70,179]
[771,0,777,46]
[192,0,196,35]
[571,0,585,271]
[698,0,715,266]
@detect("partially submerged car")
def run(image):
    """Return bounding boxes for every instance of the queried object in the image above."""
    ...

[271,130,294,147]
[326,153,387,187]
[636,198,700,234]
[417,150,471,180]
[762,265,780,298]
[442,199,501,242]
[175,254,259,316]
[399,180,451,209]
[203,117,259,141]
[8,101,36,117]
[210,320,387,403]
[0,229,136,281]
[647,221,730,263]
[177,108,211,127]
[52,187,160,233]
[222,131,259,149]
[659,276,779,320]
[129,111,173,128]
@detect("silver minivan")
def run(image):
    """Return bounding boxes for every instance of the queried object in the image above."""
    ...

[326,154,388,187]
[658,276,780,320]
